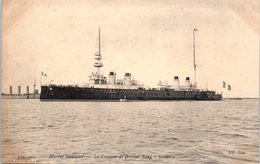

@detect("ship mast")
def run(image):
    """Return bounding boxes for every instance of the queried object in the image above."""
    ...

[94,27,103,84]
[99,27,101,57]
[193,28,198,88]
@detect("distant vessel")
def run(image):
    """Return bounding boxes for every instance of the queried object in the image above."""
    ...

[1,93,40,99]
[40,28,222,101]
[2,84,40,99]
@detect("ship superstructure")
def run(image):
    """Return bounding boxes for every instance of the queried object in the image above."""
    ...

[87,28,142,89]
[40,28,222,101]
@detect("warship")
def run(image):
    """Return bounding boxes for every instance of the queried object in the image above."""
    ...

[40,28,222,101]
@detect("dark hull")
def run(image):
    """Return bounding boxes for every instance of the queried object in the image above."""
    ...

[40,86,222,101]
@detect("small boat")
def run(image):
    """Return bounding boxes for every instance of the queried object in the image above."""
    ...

[119,99,127,102]
[229,97,242,100]
[119,96,127,102]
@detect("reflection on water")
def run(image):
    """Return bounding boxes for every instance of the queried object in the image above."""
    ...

[2,99,259,163]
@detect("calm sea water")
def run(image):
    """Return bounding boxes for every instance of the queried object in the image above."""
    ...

[2,99,259,164]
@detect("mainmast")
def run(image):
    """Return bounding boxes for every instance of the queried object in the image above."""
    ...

[94,27,103,84]
[193,28,198,88]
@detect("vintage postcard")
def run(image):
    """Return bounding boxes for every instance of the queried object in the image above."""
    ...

[2,0,259,163]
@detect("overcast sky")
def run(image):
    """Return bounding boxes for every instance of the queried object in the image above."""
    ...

[2,0,260,98]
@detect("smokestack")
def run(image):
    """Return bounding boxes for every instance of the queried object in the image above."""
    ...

[174,76,179,90]
[26,86,29,95]
[158,80,162,85]
[18,86,21,95]
[108,72,116,85]
[185,77,191,88]
[9,86,12,95]
[124,73,132,86]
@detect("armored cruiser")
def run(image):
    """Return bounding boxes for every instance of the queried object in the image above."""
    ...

[40,28,222,101]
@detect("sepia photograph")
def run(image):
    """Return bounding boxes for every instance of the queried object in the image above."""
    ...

[2,0,260,163]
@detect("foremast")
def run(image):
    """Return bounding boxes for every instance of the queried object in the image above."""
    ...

[93,27,104,84]
[89,27,106,85]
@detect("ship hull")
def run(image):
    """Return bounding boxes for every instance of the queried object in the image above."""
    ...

[40,86,222,101]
